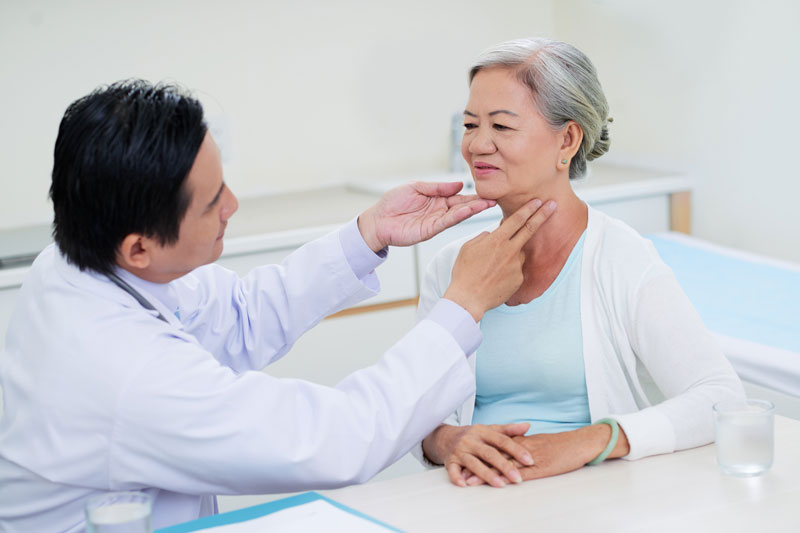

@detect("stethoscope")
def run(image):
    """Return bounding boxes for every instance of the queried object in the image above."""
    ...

[106,271,169,324]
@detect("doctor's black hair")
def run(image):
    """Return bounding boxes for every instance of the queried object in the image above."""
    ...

[50,79,207,274]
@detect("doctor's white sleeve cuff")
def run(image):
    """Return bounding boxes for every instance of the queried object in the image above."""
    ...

[339,217,388,280]
[425,298,482,356]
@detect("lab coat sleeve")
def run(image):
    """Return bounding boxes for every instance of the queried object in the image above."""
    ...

[108,313,476,495]
[410,249,467,468]
[612,268,746,460]
[173,220,384,372]
[417,248,470,422]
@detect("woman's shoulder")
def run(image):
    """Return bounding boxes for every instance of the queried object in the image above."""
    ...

[586,207,669,277]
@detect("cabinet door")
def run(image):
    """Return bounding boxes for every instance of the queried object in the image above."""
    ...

[217,244,418,308]
[263,305,416,384]
[592,195,670,234]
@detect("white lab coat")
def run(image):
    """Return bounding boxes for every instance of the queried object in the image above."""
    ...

[0,222,476,532]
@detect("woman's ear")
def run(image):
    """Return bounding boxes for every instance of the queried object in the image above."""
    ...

[116,233,152,271]
[557,121,583,169]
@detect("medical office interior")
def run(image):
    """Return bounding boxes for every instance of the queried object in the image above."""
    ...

[1,0,799,517]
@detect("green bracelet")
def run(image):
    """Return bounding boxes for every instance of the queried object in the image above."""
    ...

[587,418,619,466]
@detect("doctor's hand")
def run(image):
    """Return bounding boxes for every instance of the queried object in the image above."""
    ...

[357,181,496,253]
[443,199,556,322]
[422,423,534,488]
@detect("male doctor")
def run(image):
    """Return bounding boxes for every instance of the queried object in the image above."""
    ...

[0,80,553,531]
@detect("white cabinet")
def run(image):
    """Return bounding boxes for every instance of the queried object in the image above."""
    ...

[263,305,416,385]
[216,244,418,309]
[588,195,670,234]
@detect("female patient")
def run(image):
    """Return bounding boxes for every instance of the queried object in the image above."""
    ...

[417,37,744,488]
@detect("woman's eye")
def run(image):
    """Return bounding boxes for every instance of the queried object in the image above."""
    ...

[493,124,511,131]
[463,123,477,130]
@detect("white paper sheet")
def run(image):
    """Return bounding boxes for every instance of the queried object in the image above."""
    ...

[196,499,393,532]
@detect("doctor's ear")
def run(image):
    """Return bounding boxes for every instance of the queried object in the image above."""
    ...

[117,234,153,271]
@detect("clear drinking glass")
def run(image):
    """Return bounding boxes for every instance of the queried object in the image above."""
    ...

[713,399,774,477]
[85,491,153,533]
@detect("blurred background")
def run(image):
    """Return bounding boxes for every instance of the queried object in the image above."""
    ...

[1,0,798,261]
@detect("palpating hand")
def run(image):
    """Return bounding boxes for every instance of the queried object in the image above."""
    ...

[357,181,496,252]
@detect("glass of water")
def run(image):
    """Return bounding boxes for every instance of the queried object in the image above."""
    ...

[713,399,774,477]
[85,491,152,533]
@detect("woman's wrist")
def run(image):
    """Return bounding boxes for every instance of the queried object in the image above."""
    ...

[422,424,454,465]
[610,423,630,459]
[578,421,630,464]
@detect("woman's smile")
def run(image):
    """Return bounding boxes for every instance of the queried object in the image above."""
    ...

[473,161,500,176]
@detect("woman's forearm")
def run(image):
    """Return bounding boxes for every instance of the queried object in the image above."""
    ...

[422,424,455,465]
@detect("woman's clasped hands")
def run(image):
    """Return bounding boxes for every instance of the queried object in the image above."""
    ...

[423,422,533,488]
[422,422,630,488]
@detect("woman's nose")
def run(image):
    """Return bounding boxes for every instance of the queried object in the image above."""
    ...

[469,128,496,154]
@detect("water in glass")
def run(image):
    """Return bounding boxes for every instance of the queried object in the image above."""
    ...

[714,399,774,477]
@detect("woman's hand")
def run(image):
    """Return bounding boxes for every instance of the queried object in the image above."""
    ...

[357,181,496,252]
[422,423,535,488]
[463,424,630,486]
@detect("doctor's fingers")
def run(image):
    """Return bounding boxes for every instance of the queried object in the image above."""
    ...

[492,199,557,247]
[435,198,498,232]
[411,180,464,198]
[444,193,495,207]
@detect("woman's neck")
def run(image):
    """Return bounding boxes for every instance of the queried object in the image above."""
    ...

[501,180,586,254]
[498,180,588,303]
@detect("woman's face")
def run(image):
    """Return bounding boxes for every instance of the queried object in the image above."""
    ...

[462,67,564,203]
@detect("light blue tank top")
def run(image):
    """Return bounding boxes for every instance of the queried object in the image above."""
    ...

[472,231,589,435]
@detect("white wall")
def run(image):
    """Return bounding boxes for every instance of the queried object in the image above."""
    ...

[553,0,800,262]
[0,0,556,230]
[4,1,797,263]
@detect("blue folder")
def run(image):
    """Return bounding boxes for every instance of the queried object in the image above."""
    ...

[156,491,402,532]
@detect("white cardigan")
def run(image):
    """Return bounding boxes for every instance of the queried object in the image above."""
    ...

[415,207,745,462]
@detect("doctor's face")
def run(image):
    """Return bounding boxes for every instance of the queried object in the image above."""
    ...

[149,132,238,280]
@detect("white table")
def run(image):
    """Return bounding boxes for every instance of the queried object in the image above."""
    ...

[321,415,800,532]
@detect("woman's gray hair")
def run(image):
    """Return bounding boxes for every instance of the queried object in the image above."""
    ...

[469,37,611,179]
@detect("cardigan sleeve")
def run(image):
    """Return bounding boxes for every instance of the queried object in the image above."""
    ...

[612,267,746,460]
